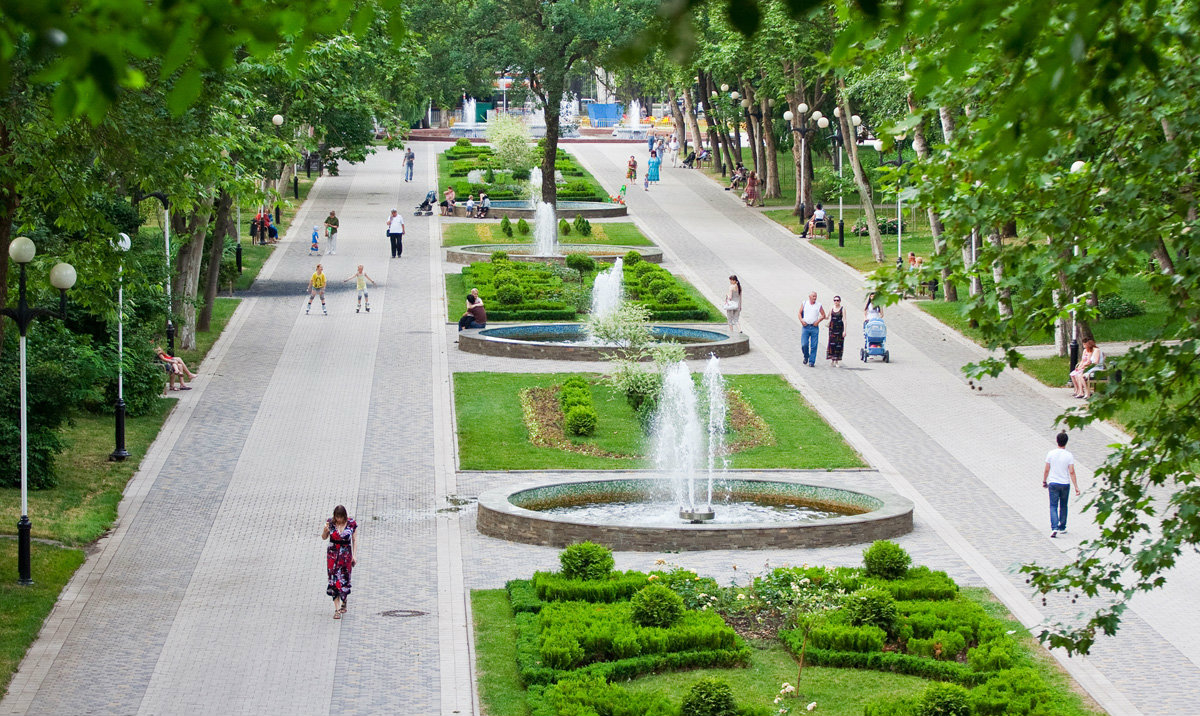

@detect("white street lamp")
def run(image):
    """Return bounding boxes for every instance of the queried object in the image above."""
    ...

[2,238,76,584]
[720,83,729,92]
[271,114,284,126]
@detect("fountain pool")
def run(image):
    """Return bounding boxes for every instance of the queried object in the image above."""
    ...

[456,324,747,360]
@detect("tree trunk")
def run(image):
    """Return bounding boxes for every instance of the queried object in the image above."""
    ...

[992,222,1014,317]
[538,75,564,205]
[761,92,781,198]
[170,196,216,350]
[682,86,703,157]
[965,228,982,297]
[937,106,959,301]
[667,86,688,155]
[838,82,884,262]
[198,190,234,332]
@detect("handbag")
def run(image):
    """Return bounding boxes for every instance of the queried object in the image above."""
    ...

[724,299,739,311]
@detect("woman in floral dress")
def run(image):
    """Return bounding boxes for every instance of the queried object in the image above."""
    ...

[322,505,357,618]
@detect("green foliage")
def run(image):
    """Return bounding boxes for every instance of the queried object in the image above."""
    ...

[899,600,989,642]
[485,167,496,183]
[624,250,642,265]
[531,675,673,716]
[540,632,585,670]
[455,138,472,148]
[906,630,966,661]
[874,567,958,601]
[496,284,523,305]
[845,587,900,636]
[587,302,653,348]
[565,253,596,275]
[967,638,1020,672]
[650,568,723,611]
[500,215,514,237]
[916,683,970,716]
[969,668,1053,715]
[517,218,531,235]
[679,677,738,716]
[490,250,509,262]
[559,218,572,236]
[512,167,531,181]
[779,638,982,685]
[488,113,534,171]
[533,571,648,603]
[656,287,680,304]
[809,623,887,653]
[863,540,913,580]
[560,388,591,411]
[506,578,544,613]
[864,695,920,716]
[573,214,592,236]
[630,584,685,628]
[564,405,598,436]
[559,542,614,581]
[1097,294,1144,320]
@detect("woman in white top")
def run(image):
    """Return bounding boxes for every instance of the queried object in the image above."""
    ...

[1070,338,1103,398]
[864,292,884,323]
[724,275,743,334]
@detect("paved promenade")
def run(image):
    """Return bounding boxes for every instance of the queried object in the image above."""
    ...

[2,141,1196,715]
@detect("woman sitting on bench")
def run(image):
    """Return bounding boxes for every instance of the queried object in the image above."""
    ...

[802,204,828,238]
[1069,338,1104,399]
[155,346,196,392]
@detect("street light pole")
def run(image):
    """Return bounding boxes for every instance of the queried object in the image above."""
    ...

[110,233,132,461]
[883,137,909,268]
[2,237,77,584]
[784,105,822,226]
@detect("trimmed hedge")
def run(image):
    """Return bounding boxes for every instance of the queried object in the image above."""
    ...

[528,675,673,716]
[506,578,545,613]
[532,570,648,603]
[778,633,987,686]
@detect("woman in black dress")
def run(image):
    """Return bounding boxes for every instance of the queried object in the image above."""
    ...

[826,295,846,367]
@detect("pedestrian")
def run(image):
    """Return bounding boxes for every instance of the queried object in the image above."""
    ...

[324,210,339,255]
[646,150,661,190]
[306,263,328,315]
[797,291,827,367]
[826,295,846,367]
[646,130,656,155]
[1043,431,1081,537]
[403,147,415,182]
[386,208,405,258]
[321,505,357,619]
[458,293,488,331]
[669,135,680,167]
[310,226,321,256]
[342,264,377,313]
[745,171,761,207]
[626,155,638,182]
[724,275,743,334]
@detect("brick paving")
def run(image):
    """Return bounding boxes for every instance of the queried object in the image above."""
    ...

[2,139,1194,716]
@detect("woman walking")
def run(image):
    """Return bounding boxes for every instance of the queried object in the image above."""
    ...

[724,275,743,334]
[826,295,846,366]
[645,150,661,190]
[322,505,357,619]
[745,171,761,207]
[626,155,638,182]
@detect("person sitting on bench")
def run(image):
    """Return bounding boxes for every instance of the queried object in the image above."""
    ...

[476,193,490,218]
[802,203,828,238]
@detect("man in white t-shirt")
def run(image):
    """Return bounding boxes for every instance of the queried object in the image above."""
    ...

[386,209,406,258]
[797,291,827,368]
[1042,431,1080,537]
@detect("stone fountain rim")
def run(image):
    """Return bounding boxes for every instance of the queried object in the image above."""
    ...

[457,322,749,361]
[445,243,662,265]
[475,476,915,551]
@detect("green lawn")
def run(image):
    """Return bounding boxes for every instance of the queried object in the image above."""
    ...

[1017,355,1161,435]
[0,542,85,691]
[438,146,609,204]
[472,590,529,716]
[442,221,653,247]
[454,372,864,470]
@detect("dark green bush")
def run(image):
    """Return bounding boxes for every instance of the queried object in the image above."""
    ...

[656,287,681,304]
[454,137,471,148]
[624,250,642,265]
[647,278,672,296]
[680,677,738,716]
[1098,294,1144,319]
[485,167,496,183]
[845,587,900,636]
[559,542,614,581]
[874,566,958,601]
[489,250,509,262]
[632,260,657,276]
[496,284,523,305]
[573,214,593,236]
[864,695,920,716]
[559,218,572,236]
[863,540,912,579]
[517,217,531,235]
[967,637,1020,672]
[969,668,1053,715]
[506,579,544,613]
[630,584,685,627]
[565,253,596,275]
[533,570,647,602]
[531,675,673,716]
[899,599,989,641]
[540,632,584,669]
[565,405,598,436]
[907,629,966,660]
[500,215,513,236]
[562,376,590,391]
[809,623,887,653]
[512,167,531,181]
[779,639,983,685]
[917,683,970,716]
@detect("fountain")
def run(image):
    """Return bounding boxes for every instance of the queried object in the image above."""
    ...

[611,99,650,140]
[449,97,488,138]
[475,354,914,550]
[588,258,624,320]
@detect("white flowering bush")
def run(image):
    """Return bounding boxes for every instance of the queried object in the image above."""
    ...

[486,113,533,172]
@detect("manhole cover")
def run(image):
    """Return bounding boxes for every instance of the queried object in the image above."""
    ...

[380,609,429,618]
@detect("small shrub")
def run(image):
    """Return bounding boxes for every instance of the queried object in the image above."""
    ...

[1098,294,1144,319]
[647,278,672,295]
[512,166,531,181]
[864,540,912,580]
[679,677,738,716]
[845,587,899,636]
[655,287,681,304]
[496,284,523,305]
[630,584,685,628]
[517,217,531,235]
[969,668,1051,715]
[490,250,509,262]
[864,696,919,716]
[454,137,471,148]
[540,632,584,670]
[967,637,1020,672]
[624,250,642,265]
[560,388,591,411]
[562,376,590,391]
[564,405,598,436]
[559,542,614,581]
[559,218,572,236]
[573,214,593,236]
[565,253,596,275]
[485,167,496,183]
[500,215,514,237]
[916,683,970,716]
[906,629,966,660]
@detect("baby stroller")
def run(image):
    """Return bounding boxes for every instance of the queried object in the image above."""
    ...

[861,316,890,363]
[414,190,436,216]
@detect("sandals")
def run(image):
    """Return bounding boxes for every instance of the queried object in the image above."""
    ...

[333,610,341,619]
[179,385,192,391]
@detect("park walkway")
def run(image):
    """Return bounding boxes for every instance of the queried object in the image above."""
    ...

[1,140,1196,716]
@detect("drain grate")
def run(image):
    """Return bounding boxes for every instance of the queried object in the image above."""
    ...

[380,609,429,618]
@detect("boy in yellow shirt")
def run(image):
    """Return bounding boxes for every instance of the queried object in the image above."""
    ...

[341,264,377,313]
[307,264,328,315]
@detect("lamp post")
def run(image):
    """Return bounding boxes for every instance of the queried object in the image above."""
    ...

[2,237,76,584]
[882,135,910,267]
[783,104,821,223]
[134,191,174,355]
[826,108,858,247]
[109,233,132,461]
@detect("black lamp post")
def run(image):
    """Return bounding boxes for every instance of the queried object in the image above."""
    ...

[110,233,132,462]
[783,104,823,223]
[2,237,77,584]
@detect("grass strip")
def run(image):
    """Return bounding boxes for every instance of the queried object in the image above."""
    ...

[0,542,85,692]
[472,589,532,716]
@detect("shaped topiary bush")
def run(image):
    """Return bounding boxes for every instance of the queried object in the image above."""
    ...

[679,677,738,716]
[565,253,596,275]
[558,218,572,236]
[455,137,471,148]
[624,250,642,266]
[845,587,900,636]
[917,683,970,716]
[969,668,1051,715]
[564,405,598,436]
[630,583,685,628]
[490,251,509,262]
[559,542,614,581]
[496,284,523,305]
[573,214,593,236]
[517,217,531,235]
[500,215,514,237]
[655,287,680,304]
[863,540,912,580]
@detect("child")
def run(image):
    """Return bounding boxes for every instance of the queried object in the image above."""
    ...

[465,194,476,217]
[310,226,321,256]
[342,265,377,313]
[307,264,328,315]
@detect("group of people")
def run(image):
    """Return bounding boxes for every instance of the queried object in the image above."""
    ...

[796,291,855,367]
[438,186,491,218]
[250,210,279,244]
[458,287,487,331]
[305,263,378,315]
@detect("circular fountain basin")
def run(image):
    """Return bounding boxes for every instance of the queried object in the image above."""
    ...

[457,323,749,360]
[446,243,662,265]
[463,201,628,220]
[477,477,914,551]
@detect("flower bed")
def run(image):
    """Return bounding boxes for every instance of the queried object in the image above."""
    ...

[439,140,607,202]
